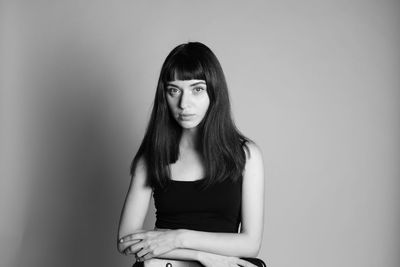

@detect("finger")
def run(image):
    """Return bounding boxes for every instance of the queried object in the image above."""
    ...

[118,239,141,252]
[119,237,143,245]
[122,246,131,255]
[119,242,131,254]
[128,241,146,254]
[141,252,155,261]
[136,248,151,258]
[123,245,139,255]
[120,231,147,243]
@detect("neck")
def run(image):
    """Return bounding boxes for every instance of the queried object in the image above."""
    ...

[180,128,199,150]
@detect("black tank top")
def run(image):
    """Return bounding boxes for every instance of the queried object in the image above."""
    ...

[153,178,242,233]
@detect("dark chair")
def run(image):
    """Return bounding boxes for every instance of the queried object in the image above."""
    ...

[133,257,267,266]
[241,257,267,267]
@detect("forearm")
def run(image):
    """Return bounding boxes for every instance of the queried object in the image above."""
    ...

[121,229,261,264]
[156,249,257,267]
[155,248,200,261]
[177,229,261,257]
[150,249,248,267]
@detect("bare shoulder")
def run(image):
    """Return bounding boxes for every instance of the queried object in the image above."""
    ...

[244,141,263,162]
[242,141,264,181]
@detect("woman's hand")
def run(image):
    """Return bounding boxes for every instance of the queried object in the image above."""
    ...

[119,229,181,260]
[197,251,258,267]
[117,230,143,255]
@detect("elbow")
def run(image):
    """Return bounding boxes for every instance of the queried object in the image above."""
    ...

[247,242,261,258]
[116,240,123,255]
[241,236,262,257]
[116,233,126,255]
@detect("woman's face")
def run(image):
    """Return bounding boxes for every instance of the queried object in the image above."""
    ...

[165,79,210,130]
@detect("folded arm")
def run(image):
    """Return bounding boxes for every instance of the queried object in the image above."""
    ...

[178,143,265,257]
[119,143,265,260]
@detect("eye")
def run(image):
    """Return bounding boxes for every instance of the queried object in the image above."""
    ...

[193,87,205,93]
[166,87,181,96]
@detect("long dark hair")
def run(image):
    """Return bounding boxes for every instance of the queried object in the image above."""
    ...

[130,42,251,189]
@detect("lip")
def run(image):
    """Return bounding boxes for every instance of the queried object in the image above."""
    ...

[178,114,195,120]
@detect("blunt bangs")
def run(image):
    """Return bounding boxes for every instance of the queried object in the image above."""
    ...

[162,50,207,83]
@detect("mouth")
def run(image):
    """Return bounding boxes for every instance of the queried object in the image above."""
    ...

[178,114,195,120]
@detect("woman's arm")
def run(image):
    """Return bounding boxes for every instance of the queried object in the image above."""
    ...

[132,249,257,267]
[154,249,257,267]
[117,157,153,253]
[122,234,257,267]
[123,142,265,258]
[179,142,264,256]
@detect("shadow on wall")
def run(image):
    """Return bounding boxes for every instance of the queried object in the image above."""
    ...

[14,43,142,267]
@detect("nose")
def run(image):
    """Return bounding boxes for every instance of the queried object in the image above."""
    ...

[178,91,190,109]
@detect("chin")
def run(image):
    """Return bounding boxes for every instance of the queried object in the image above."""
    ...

[179,121,200,129]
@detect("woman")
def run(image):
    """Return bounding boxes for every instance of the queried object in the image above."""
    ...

[117,42,265,267]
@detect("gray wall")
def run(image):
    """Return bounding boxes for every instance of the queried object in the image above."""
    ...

[1,1,399,267]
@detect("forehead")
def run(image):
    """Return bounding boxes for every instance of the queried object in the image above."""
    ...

[166,79,206,87]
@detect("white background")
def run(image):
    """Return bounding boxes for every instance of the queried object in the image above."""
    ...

[1,1,399,267]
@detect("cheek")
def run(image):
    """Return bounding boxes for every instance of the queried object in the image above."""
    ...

[166,98,177,113]
[201,97,210,114]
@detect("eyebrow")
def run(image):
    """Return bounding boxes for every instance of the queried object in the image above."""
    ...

[189,81,206,87]
[166,81,206,88]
